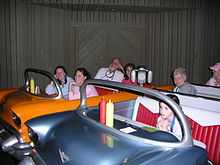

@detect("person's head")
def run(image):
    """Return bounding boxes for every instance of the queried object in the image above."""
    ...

[54,66,67,84]
[173,67,187,87]
[159,94,180,120]
[124,63,135,80]
[74,68,91,86]
[109,57,123,72]
[209,62,220,82]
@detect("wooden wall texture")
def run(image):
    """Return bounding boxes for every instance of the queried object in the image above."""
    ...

[0,0,220,88]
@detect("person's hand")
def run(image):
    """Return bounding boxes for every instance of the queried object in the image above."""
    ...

[117,63,124,72]
[49,81,54,86]
[69,81,76,92]
[109,64,115,72]
[70,84,74,91]
[157,118,170,131]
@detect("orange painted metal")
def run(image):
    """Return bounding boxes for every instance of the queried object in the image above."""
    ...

[154,85,174,91]
[0,88,137,142]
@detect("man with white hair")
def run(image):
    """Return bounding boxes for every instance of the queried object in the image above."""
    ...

[94,57,124,82]
[172,67,197,95]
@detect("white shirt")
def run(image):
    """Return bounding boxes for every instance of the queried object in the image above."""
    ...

[68,81,98,100]
[45,76,73,99]
[94,67,124,82]
[206,77,220,87]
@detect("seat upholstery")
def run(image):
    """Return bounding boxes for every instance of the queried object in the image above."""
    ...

[188,118,220,165]
[95,87,115,95]
[135,101,220,165]
[136,103,158,127]
[133,95,220,165]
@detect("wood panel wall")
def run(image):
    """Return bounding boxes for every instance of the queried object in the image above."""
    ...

[0,0,220,88]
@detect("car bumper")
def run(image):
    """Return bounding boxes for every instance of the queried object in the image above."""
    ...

[0,120,32,160]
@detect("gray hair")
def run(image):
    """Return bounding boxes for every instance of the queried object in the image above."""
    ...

[173,67,187,80]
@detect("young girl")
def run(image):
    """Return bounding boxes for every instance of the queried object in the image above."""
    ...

[122,63,136,85]
[156,94,182,139]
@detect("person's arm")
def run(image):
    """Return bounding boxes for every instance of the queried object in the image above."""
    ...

[86,85,98,97]
[68,84,80,100]
[45,82,57,95]
[116,63,124,73]
[94,68,105,79]
[206,78,214,86]
[113,71,124,82]
[172,118,182,140]
[156,116,170,132]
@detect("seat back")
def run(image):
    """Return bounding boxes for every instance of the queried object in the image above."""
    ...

[192,84,220,99]
[135,103,158,126]
[133,94,220,165]
[188,118,220,165]
[132,96,159,127]
[95,86,116,95]
[176,92,220,165]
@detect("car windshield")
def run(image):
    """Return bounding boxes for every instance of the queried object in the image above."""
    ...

[24,69,60,98]
[86,94,181,143]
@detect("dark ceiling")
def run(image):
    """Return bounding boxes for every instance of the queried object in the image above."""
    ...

[29,0,201,13]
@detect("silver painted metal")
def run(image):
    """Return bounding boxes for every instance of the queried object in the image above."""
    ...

[80,79,193,148]
[13,143,33,156]
[18,157,36,165]
[2,135,19,152]
[131,68,153,85]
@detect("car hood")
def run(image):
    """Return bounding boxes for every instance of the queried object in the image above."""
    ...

[0,88,19,104]
[1,89,36,107]
[28,111,178,165]
[0,88,79,119]
[0,89,80,141]
[0,88,137,142]
[1,90,136,122]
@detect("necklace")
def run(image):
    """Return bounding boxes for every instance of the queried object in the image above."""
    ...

[104,69,115,80]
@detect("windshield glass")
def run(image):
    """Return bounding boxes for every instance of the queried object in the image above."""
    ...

[87,94,181,143]
[24,70,60,98]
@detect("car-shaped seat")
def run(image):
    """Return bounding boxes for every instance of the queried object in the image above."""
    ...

[19,79,209,165]
[132,93,220,165]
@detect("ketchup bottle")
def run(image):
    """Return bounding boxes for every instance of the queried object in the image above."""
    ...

[99,98,106,124]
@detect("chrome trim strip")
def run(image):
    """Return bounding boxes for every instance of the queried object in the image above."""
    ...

[0,118,23,143]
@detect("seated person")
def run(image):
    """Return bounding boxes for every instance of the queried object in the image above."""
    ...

[172,67,197,95]
[94,57,124,82]
[156,94,182,140]
[122,63,136,85]
[45,66,73,99]
[156,94,206,148]
[68,67,98,100]
[206,62,220,87]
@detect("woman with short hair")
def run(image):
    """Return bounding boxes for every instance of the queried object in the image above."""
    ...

[68,67,98,100]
